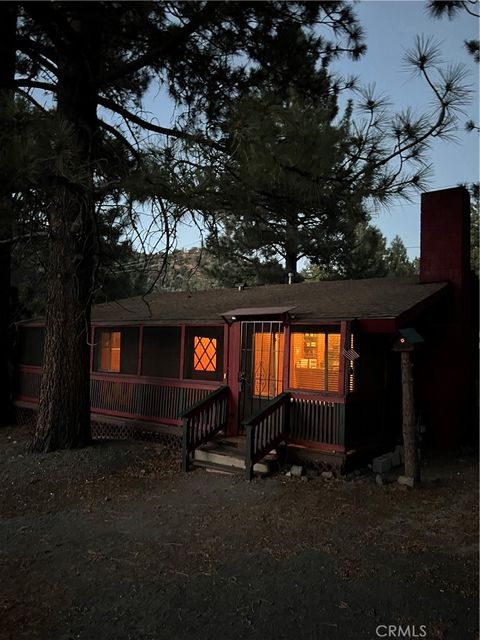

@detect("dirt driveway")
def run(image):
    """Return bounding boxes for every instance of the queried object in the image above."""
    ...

[0,424,478,640]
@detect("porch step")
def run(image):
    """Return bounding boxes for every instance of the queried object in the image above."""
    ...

[193,436,278,476]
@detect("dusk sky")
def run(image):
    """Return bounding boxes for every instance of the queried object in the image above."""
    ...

[332,0,479,258]
[145,0,479,260]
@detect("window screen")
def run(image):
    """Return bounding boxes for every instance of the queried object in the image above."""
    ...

[94,327,139,374]
[184,326,224,381]
[289,328,341,392]
[17,327,45,366]
[142,326,181,378]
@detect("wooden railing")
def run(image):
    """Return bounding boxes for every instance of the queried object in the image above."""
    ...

[243,392,291,481]
[15,366,219,428]
[289,394,345,448]
[90,374,214,425]
[180,386,229,472]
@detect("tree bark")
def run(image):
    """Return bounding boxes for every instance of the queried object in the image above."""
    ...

[0,2,18,426]
[31,6,101,451]
[284,218,299,277]
[401,350,420,485]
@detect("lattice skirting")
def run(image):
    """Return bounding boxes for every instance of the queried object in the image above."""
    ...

[13,406,181,450]
[14,406,37,431]
[91,420,181,449]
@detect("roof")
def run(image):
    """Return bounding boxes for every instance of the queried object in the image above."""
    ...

[221,306,297,320]
[90,277,449,325]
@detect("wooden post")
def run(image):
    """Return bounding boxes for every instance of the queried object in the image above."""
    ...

[400,351,420,485]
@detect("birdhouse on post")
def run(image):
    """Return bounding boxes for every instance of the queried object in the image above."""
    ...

[392,327,424,352]
[393,328,424,487]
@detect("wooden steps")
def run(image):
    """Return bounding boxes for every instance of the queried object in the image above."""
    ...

[193,436,278,476]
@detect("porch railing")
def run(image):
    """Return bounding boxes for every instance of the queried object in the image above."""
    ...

[90,374,214,425]
[243,392,291,481]
[180,385,229,472]
[15,365,219,428]
[289,394,345,448]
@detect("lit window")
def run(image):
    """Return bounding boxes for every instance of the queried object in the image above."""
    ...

[253,332,284,397]
[100,331,121,372]
[289,331,340,392]
[194,336,217,372]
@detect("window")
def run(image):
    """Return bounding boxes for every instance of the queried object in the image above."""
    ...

[142,327,181,378]
[184,326,223,381]
[289,328,341,392]
[100,331,121,372]
[94,327,139,374]
[253,332,284,397]
[194,336,217,372]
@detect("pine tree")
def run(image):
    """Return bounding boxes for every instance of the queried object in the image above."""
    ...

[9,1,368,450]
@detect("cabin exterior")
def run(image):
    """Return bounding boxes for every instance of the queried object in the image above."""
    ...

[12,188,478,476]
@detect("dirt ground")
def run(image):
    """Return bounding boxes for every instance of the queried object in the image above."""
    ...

[0,425,478,640]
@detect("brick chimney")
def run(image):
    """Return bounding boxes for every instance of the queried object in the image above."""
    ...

[420,186,470,311]
[417,186,476,449]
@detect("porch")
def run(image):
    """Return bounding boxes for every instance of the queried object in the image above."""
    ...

[14,364,384,478]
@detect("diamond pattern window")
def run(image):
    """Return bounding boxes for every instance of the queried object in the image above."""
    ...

[194,337,217,372]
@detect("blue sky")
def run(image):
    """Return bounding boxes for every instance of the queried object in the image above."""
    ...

[331,0,479,258]
[144,0,479,259]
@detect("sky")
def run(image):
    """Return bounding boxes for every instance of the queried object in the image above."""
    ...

[331,0,479,259]
[144,0,479,260]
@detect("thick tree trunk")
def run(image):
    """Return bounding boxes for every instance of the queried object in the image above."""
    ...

[31,6,101,451]
[0,2,18,426]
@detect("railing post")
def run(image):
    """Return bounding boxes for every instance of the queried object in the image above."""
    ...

[181,417,189,472]
[338,403,346,447]
[284,392,291,439]
[245,423,254,481]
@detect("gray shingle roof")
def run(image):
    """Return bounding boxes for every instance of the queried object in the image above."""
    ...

[91,278,449,325]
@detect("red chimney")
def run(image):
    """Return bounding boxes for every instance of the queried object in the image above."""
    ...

[418,186,475,449]
[420,186,470,304]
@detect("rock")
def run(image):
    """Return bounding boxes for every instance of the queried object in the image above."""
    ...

[285,471,292,477]
[301,475,309,482]
[321,471,334,479]
[372,453,392,474]
[376,473,385,485]
[290,465,303,477]
[398,475,416,488]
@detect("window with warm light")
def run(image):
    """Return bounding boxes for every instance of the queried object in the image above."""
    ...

[289,329,341,392]
[194,336,217,372]
[100,331,121,372]
[184,326,223,381]
[253,332,284,397]
[94,327,139,374]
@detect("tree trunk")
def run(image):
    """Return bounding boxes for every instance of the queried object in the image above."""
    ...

[0,2,18,426]
[401,350,420,485]
[285,218,299,277]
[31,7,101,451]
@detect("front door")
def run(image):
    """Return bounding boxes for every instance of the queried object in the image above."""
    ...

[238,321,285,430]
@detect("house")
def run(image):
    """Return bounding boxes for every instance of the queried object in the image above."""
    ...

[13,187,478,477]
